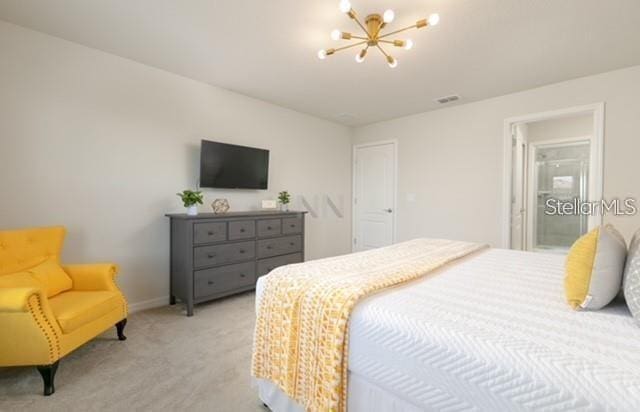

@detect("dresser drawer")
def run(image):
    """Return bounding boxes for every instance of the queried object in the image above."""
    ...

[257,253,303,277]
[282,216,303,234]
[257,235,302,259]
[228,220,255,240]
[193,222,227,244]
[257,219,281,238]
[194,262,256,298]
[194,241,255,268]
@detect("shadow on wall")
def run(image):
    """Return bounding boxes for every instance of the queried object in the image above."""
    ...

[125,213,170,301]
[297,195,345,219]
[188,141,200,185]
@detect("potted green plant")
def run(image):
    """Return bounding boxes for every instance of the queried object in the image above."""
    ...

[278,191,291,212]
[177,189,204,216]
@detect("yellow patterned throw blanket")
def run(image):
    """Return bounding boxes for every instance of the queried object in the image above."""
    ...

[252,238,487,411]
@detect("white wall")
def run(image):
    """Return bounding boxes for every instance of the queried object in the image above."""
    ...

[526,114,593,143]
[0,21,352,309]
[353,65,640,246]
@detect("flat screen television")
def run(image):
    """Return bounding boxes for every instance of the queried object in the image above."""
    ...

[199,140,269,189]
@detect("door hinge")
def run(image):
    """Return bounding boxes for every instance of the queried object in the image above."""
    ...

[353,238,357,245]
[354,197,358,205]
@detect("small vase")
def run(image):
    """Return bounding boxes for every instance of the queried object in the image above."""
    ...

[186,205,198,216]
[280,203,289,212]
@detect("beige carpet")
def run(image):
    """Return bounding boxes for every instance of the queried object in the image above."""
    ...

[0,292,267,412]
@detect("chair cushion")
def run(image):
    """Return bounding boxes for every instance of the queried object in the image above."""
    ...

[49,291,122,333]
[564,224,627,310]
[25,259,72,298]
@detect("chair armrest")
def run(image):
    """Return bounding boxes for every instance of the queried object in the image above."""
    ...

[0,287,44,313]
[63,263,120,291]
[0,287,62,365]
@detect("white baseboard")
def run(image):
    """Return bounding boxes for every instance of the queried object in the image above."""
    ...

[128,296,169,313]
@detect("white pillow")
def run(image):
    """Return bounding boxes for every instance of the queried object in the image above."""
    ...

[624,228,640,324]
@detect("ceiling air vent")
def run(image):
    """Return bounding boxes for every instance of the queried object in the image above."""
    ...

[435,95,460,104]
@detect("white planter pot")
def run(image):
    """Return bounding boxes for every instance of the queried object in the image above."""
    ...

[186,205,198,216]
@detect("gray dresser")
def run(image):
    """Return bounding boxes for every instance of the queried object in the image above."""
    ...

[165,210,306,316]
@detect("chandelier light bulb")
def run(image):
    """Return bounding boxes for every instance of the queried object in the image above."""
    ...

[383,9,395,23]
[317,49,327,60]
[404,39,414,50]
[331,29,341,40]
[428,13,440,26]
[339,0,351,14]
[387,56,398,68]
[355,49,367,63]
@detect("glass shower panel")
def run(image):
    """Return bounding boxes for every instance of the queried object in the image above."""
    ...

[534,142,589,250]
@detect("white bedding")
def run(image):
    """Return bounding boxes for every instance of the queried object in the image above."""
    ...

[255,248,640,411]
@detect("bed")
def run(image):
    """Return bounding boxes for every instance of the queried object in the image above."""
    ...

[255,247,640,411]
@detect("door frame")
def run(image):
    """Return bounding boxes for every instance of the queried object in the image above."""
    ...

[501,103,605,248]
[510,124,528,250]
[352,140,398,252]
[526,136,591,252]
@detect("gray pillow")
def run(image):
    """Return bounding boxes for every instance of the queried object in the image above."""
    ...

[624,229,640,324]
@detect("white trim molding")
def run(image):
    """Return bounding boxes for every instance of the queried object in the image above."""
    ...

[501,103,605,249]
[128,296,169,313]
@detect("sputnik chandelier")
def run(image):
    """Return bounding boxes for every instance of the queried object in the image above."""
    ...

[318,0,440,68]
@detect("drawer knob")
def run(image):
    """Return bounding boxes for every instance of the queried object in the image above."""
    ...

[289,242,295,246]
[208,254,216,259]
[240,273,246,278]
[267,267,274,272]
[290,224,295,228]
[267,226,272,230]
[240,228,245,233]
[207,280,214,285]
[239,249,245,254]
[266,245,272,249]
[208,231,214,236]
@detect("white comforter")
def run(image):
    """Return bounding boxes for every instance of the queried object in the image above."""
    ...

[256,248,640,411]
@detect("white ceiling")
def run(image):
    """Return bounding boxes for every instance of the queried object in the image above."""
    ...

[1,0,640,126]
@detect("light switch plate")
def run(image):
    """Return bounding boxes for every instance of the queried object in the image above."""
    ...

[262,199,277,209]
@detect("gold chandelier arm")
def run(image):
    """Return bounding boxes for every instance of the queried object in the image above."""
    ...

[379,39,411,48]
[377,24,419,40]
[333,40,369,53]
[375,43,391,58]
[348,11,371,37]
[350,35,369,41]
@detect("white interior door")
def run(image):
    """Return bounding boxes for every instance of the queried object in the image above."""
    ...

[353,142,396,251]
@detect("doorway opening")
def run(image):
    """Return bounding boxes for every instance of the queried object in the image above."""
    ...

[502,104,604,252]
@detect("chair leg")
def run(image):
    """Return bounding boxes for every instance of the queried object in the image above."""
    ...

[36,361,59,396]
[116,319,127,341]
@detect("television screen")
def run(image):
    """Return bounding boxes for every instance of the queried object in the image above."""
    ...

[199,140,269,189]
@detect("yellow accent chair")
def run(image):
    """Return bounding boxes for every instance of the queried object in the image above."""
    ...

[0,226,128,396]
